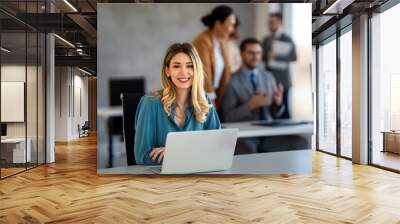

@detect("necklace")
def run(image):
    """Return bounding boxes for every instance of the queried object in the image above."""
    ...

[174,103,187,119]
[176,104,187,111]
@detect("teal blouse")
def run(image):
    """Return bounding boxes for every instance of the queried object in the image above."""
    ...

[134,93,221,165]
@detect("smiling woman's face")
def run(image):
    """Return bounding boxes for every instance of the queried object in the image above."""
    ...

[165,52,194,90]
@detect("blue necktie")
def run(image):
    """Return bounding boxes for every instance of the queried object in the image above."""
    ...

[250,72,266,120]
[250,72,257,92]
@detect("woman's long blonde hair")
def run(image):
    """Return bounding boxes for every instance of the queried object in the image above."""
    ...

[158,43,210,123]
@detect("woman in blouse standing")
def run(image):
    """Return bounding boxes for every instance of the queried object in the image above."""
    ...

[192,5,237,110]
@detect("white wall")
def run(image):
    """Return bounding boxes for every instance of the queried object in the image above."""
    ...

[288,3,313,120]
[55,67,89,141]
[1,65,37,137]
[1,65,26,140]
[72,73,89,138]
[55,67,68,141]
[1,63,46,164]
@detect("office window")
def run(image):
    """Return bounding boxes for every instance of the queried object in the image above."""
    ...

[339,28,352,158]
[371,3,400,171]
[317,36,337,154]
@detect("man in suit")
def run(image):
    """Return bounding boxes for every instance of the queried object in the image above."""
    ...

[221,38,308,154]
[222,38,284,123]
[262,13,297,119]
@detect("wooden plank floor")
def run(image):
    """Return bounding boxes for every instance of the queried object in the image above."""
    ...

[1,167,26,178]
[1,135,400,224]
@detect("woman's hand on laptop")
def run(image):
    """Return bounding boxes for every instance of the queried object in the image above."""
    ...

[149,147,165,164]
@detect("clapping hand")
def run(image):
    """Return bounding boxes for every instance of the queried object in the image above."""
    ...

[248,91,270,110]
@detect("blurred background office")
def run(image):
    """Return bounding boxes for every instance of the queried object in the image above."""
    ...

[97,3,312,168]
[0,0,97,179]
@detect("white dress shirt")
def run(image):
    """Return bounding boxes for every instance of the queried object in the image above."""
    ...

[207,36,225,101]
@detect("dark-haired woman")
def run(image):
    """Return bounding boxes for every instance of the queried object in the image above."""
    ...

[192,5,237,110]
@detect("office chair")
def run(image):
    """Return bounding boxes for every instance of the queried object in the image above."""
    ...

[217,107,224,123]
[78,121,90,138]
[121,93,143,166]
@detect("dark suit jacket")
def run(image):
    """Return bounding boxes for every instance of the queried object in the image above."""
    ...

[221,67,284,122]
[262,33,297,89]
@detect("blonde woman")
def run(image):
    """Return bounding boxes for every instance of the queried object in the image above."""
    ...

[134,43,221,165]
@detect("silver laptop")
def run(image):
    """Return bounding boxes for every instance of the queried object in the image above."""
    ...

[149,128,238,174]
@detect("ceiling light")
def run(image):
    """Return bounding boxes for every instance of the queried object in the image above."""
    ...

[54,34,75,48]
[78,67,92,76]
[322,0,355,15]
[1,47,11,53]
[63,0,78,12]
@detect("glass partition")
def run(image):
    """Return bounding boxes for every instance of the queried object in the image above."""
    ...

[38,32,46,165]
[339,28,352,158]
[370,3,400,171]
[27,30,38,169]
[0,1,46,179]
[317,36,337,155]
[1,30,28,177]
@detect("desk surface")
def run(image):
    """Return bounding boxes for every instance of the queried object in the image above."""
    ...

[381,131,400,134]
[1,138,28,143]
[222,121,314,138]
[98,149,312,175]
